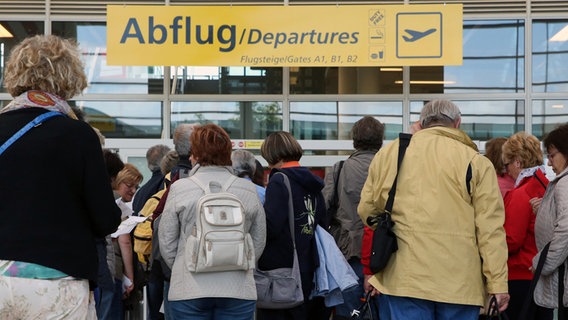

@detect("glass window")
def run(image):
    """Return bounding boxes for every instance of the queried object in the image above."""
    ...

[0,21,45,93]
[171,101,282,139]
[410,20,525,93]
[410,100,524,140]
[290,67,403,94]
[52,22,164,94]
[532,20,568,93]
[74,100,162,138]
[172,66,282,94]
[290,101,402,143]
[532,100,568,139]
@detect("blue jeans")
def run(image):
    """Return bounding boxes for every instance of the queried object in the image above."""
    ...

[335,258,379,319]
[109,279,124,320]
[95,287,116,320]
[379,295,479,320]
[170,297,255,320]
[163,281,171,320]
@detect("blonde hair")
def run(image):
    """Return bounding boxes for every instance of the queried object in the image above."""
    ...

[113,163,143,190]
[3,35,87,100]
[502,132,543,168]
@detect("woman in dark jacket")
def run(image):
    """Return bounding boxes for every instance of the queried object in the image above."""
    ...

[257,131,329,320]
[0,35,121,318]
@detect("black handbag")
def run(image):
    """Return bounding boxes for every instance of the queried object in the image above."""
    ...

[482,295,509,320]
[367,133,411,274]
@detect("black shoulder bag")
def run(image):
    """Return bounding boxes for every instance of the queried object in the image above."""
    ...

[367,132,412,274]
[329,160,344,240]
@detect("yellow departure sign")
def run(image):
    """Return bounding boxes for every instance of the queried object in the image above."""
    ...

[107,4,462,67]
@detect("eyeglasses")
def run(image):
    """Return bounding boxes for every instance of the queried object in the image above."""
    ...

[548,150,559,160]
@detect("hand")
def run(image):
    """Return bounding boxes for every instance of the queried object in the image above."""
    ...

[493,293,510,313]
[363,274,380,297]
[122,278,134,299]
[529,197,542,215]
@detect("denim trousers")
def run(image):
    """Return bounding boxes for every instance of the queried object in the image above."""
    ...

[169,297,256,320]
[379,294,479,320]
[335,258,379,319]
[95,286,116,320]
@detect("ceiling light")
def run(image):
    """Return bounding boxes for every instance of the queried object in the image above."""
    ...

[0,24,13,38]
[380,67,403,72]
[550,25,568,42]
[552,104,564,109]
[394,80,456,85]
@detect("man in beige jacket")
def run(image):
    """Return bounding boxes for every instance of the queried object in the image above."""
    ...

[358,99,509,319]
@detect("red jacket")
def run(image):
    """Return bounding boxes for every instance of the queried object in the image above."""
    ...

[503,169,548,280]
[362,226,373,275]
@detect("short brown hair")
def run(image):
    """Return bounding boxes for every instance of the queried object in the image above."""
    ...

[261,131,303,166]
[543,123,568,159]
[190,124,232,166]
[484,137,508,176]
[352,116,384,151]
[502,132,543,169]
[3,35,88,100]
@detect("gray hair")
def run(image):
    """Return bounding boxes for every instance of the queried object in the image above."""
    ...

[173,123,199,157]
[160,150,179,175]
[231,150,257,178]
[419,99,461,128]
[146,144,171,172]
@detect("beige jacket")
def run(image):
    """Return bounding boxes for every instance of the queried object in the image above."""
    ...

[358,127,508,306]
[533,166,568,308]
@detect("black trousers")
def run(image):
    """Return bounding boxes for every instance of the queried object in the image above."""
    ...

[505,279,553,320]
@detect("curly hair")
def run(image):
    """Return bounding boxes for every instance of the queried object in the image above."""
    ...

[502,132,543,169]
[231,149,257,178]
[190,124,232,166]
[352,116,385,151]
[3,34,87,100]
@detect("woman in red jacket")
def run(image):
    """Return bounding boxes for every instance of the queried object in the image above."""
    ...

[501,132,552,320]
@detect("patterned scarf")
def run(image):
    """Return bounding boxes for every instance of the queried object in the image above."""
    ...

[1,90,78,120]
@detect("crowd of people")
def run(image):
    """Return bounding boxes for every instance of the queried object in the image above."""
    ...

[2,34,568,320]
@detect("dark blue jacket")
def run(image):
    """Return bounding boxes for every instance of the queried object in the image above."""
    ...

[132,169,165,215]
[258,166,328,281]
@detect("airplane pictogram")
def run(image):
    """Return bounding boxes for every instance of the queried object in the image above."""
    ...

[402,28,437,42]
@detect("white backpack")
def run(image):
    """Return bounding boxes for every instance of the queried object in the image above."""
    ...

[184,174,254,273]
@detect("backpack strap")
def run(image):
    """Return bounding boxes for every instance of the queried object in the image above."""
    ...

[190,173,238,194]
[221,175,238,192]
[0,111,62,156]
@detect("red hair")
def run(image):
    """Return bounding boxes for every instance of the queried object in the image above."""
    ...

[190,124,232,166]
